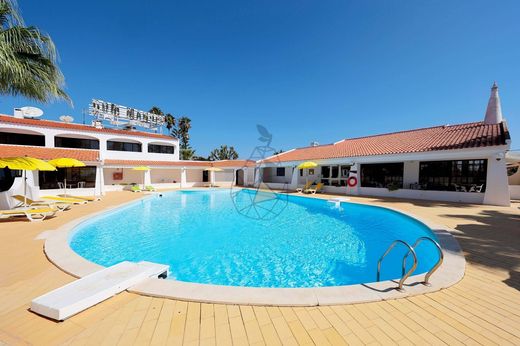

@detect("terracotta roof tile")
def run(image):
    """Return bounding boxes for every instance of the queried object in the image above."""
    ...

[104,159,255,168]
[265,121,509,163]
[0,115,174,140]
[0,145,100,161]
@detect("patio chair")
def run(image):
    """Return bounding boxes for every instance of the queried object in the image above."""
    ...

[0,207,58,222]
[296,181,314,193]
[145,185,156,192]
[469,184,484,193]
[304,182,324,194]
[11,195,71,211]
[131,186,142,193]
[77,182,86,188]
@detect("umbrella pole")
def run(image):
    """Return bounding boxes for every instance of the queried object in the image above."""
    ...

[64,177,67,196]
[24,170,27,206]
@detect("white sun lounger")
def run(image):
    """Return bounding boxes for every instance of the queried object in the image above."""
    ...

[30,261,169,321]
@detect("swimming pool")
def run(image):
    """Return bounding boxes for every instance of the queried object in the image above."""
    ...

[70,189,441,288]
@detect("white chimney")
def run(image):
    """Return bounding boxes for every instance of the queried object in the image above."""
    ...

[484,82,504,124]
[13,108,23,118]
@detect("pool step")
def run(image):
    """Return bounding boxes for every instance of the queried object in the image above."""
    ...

[30,261,169,321]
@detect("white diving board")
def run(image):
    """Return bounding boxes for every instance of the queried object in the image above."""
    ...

[31,261,169,321]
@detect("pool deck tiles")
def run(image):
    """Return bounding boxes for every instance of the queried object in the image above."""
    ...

[0,190,519,345]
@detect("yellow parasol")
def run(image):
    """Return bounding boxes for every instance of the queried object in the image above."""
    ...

[297,161,318,185]
[204,167,223,172]
[297,161,318,169]
[0,157,57,206]
[48,158,86,195]
[132,166,150,189]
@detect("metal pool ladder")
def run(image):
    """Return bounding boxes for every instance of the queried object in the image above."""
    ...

[377,237,443,290]
[377,240,417,291]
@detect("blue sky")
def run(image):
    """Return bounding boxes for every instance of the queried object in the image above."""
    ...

[2,0,519,157]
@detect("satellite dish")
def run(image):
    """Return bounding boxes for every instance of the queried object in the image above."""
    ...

[20,106,43,118]
[59,115,74,123]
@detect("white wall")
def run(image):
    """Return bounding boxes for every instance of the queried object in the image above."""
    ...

[214,169,234,183]
[483,155,510,206]
[403,161,420,188]
[151,169,181,184]
[263,167,292,183]
[103,168,144,185]
[0,122,180,162]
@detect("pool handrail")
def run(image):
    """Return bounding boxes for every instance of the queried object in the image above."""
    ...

[377,239,418,290]
[403,236,444,285]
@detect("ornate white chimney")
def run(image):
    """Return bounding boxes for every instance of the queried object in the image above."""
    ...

[484,82,503,124]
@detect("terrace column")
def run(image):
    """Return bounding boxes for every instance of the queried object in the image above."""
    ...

[210,171,215,187]
[483,153,510,206]
[290,166,299,190]
[144,170,152,187]
[254,167,262,187]
[347,163,361,196]
[180,167,187,188]
[95,165,105,196]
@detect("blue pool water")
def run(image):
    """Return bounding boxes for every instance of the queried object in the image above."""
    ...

[70,189,440,288]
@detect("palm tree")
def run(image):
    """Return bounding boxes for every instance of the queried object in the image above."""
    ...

[164,113,175,132]
[148,106,163,115]
[209,145,239,160]
[173,116,192,149]
[0,0,70,104]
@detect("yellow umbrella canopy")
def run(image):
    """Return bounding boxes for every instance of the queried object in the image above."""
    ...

[48,158,86,168]
[0,157,57,206]
[204,167,223,172]
[131,166,150,171]
[297,161,318,169]
[0,157,57,171]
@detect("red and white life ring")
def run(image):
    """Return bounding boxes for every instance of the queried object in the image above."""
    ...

[347,176,358,187]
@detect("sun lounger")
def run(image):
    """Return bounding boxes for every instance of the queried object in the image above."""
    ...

[296,181,314,193]
[59,194,100,202]
[0,208,57,222]
[12,195,71,211]
[41,196,88,205]
[304,182,324,194]
[145,185,156,192]
[131,186,142,192]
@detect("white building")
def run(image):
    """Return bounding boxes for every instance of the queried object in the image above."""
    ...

[259,83,512,206]
[0,113,254,210]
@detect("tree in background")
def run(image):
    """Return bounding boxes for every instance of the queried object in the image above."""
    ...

[209,145,239,161]
[0,0,70,104]
[149,107,176,134]
[173,116,194,160]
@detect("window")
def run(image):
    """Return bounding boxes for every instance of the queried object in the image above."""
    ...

[276,167,285,176]
[148,144,175,154]
[320,165,351,186]
[360,163,404,188]
[299,169,303,176]
[419,160,487,192]
[0,131,45,146]
[107,140,141,152]
[202,170,209,182]
[55,136,99,149]
[39,166,97,189]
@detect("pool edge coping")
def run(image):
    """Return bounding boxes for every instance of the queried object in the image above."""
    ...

[43,189,466,306]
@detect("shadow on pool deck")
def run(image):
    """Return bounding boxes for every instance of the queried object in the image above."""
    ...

[364,196,520,292]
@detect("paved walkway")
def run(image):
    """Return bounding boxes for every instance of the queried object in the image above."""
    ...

[0,191,519,345]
